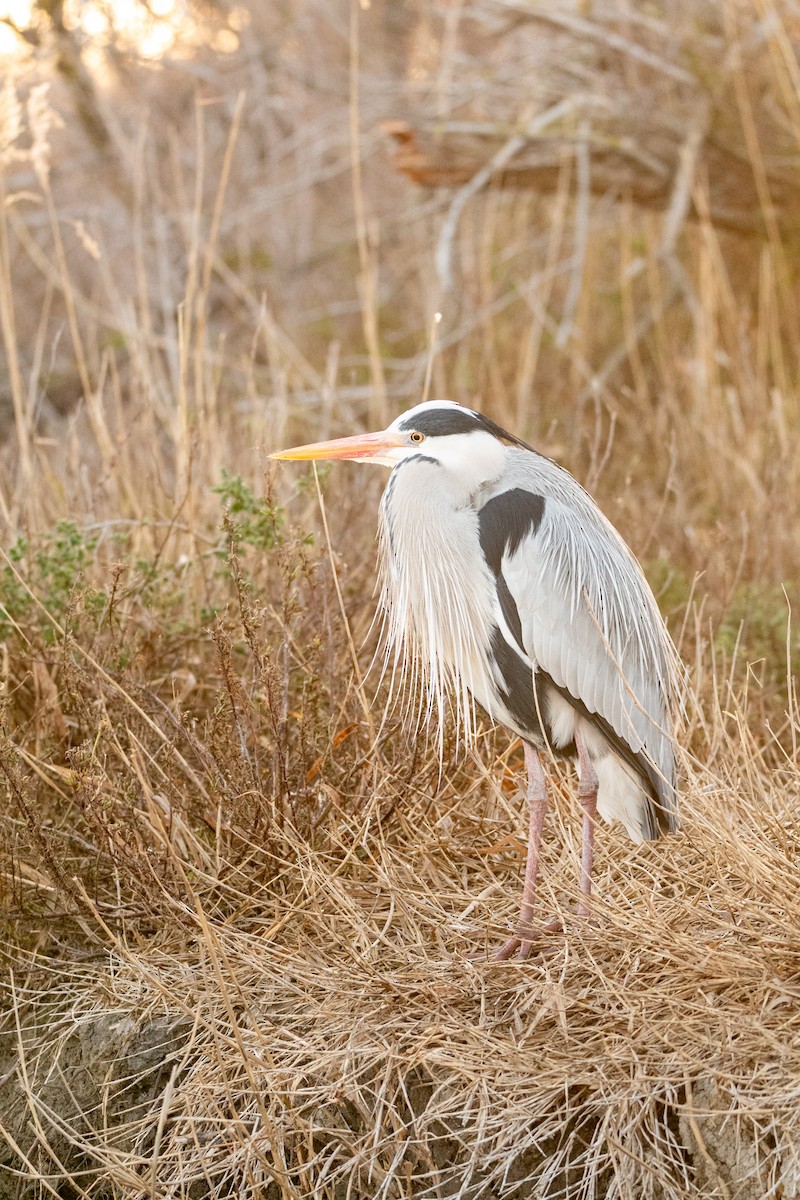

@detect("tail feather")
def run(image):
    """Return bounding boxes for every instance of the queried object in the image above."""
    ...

[595,754,678,843]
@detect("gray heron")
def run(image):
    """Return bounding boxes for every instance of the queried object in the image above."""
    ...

[272,400,680,960]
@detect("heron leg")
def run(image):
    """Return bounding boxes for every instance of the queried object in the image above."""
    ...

[575,735,599,919]
[492,742,551,962]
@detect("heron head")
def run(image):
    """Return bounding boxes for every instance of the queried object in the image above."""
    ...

[271,400,531,478]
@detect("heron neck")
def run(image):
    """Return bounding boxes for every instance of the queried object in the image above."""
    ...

[377,454,499,747]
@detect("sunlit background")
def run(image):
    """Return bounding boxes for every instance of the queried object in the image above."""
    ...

[0,0,247,62]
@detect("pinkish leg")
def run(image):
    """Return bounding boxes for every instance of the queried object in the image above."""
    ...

[575,734,599,919]
[492,743,553,962]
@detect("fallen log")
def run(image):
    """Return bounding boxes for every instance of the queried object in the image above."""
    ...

[381,3,800,240]
[383,114,799,238]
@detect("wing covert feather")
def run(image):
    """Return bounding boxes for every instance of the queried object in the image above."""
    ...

[487,452,678,807]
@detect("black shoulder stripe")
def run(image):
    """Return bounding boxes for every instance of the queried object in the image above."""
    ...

[497,574,524,653]
[490,626,542,742]
[478,489,545,577]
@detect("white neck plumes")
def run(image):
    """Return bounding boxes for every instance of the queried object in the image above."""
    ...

[375,440,505,753]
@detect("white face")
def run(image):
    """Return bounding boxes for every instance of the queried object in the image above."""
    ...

[384,401,508,483]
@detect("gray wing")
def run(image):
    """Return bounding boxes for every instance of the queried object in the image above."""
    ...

[479,451,679,823]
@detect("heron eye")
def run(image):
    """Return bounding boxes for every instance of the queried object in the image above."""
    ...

[410,431,425,444]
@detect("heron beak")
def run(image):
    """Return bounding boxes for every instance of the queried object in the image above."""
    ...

[270,430,405,462]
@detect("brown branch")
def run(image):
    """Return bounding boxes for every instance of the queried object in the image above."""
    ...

[382,114,800,239]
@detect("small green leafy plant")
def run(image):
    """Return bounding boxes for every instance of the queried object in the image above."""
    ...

[0,522,106,641]
[212,470,285,552]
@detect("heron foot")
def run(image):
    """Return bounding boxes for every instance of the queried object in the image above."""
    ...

[488,917,563,962]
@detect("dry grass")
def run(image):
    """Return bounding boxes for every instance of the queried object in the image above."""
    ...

[3,678,800,1198]
[1,2,800,1197]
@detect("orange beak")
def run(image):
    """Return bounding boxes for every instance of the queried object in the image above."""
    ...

[270,429,405,462]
